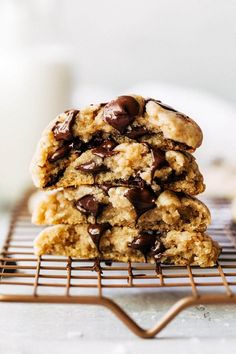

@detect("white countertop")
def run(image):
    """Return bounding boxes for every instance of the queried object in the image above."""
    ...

[1,212,236,354]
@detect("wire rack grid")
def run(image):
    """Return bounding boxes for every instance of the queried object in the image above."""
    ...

[0,191,236,338]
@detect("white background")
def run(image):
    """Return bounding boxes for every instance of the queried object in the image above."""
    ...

[34,0,236,103]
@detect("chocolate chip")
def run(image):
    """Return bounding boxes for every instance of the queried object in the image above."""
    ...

[151,148,166,180]
[69,138,83,152]
[148,236,165,261]
[124,186,156,218]
[92,139,117,158]
[129,230,164,262]
[52,110,79,141]
[85,132,104,150]
[75,160,108,174]
[113,176,146,189]
[48,144,72,163]
[44,168,66,188]
[127,176,146,188]
[125,126,149,139]
[75,195,104,218]
[154,170,187,185]
[103,96,140,134]
[145,99,177,113]
[88,223,111,251]
[97,183,113,194]
[71,134,104,156]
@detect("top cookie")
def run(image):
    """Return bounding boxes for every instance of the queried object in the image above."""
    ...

[31,95,203,189]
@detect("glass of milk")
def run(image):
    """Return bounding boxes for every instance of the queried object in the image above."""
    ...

[0,1,73,206]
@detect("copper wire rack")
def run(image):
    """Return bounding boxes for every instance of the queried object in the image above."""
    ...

[0,191,236,338]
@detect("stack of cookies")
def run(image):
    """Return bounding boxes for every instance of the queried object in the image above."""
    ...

[30,95,220,267]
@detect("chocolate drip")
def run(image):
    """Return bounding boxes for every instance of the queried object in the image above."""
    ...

[124,186,156,218]
[125,126,149,139]
[75,160,108,174]
[88,223,111,251]
[148,238,165,261]
[151,148,166,180]
[103,96,140,134]
[52,110,79,141]
[92,258,102,273]
[145,99,177,113]
[44,168,66,188]
[129,230,164,262]
[104,260,112,266]
[92,139,117,158]
[75,195,105,218]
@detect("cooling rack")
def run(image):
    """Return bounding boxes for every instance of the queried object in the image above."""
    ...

[0,191,236,338]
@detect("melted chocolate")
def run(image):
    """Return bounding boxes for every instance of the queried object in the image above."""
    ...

[44,168,66,188]
[125,126,149,139]
[68,133,103,158]
[52,110,79,141]
[97,183,113,194]
[88,223,111,251]
[97,176,146,194]
[69,138,83,153]
[104,260,112,266]
[114,176,146,189]
[92,139,117,158]
[148,237,165,261]
[48,144,72,163]
[85,132,104,150]
[103,96,140,134]
[124,186,156,218]
[75,160,108,174]
[129,230,164,262]
[126,176,146,188]
[75,195,105,218]
[91,258,103,273]
[151,148,166,180]
[128,176,146,188]
[145,99,177,113]
[154,170,187,186]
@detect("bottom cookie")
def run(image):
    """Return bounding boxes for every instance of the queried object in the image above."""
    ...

[34,225,220,267]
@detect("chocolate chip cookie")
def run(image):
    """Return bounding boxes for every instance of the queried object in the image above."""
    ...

[31,141,204,195]
[31,95,203,189]
[30,94,219,267]
[34,225,220,267]
[32,187,210,232]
